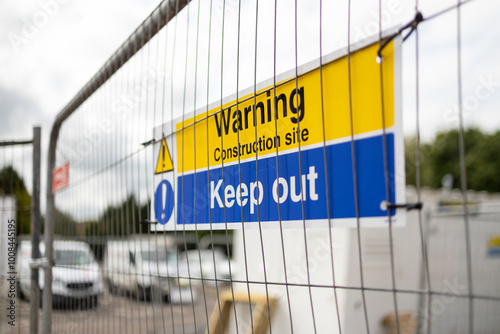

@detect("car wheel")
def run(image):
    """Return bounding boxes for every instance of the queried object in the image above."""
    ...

[107,279,116,294]
[86,295,98,308]
[39,292,43,309]
[17,281,26,301]
[137,285,151,301]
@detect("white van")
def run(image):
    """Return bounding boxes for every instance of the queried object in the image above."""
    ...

[103,235,190,301]
[17,240,103,307]
[180,248,233,284]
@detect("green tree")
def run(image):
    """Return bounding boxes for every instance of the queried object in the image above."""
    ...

[406,128,500,193]
[405,136,432,187]
[53,208,79,236]
[0,166,31,235]
[84,195,150,237]
[428,128,484,189]
[466,131,500,192]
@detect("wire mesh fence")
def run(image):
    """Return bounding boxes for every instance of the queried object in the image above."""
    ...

[7,0,500,333]
[0,162,31,334]
[0,128,41,334]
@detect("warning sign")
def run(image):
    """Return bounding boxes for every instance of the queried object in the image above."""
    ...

[52,162,69,193]
[488,235,500,257]
[155,138,174,174]
[151,36,405,231]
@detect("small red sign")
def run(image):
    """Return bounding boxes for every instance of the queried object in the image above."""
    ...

[52,162,69,193]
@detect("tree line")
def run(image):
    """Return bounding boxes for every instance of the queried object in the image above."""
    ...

[405,128,500,192]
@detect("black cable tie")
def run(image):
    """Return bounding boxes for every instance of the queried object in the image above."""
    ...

[377,11,424,61]
[141,139,155,146]
[140,219,158,224]
[387,202,423,211]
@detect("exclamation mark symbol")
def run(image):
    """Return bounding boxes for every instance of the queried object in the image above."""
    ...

[161,182,167,221]
[161,142,166,171]
[155,138,173,174]
[155,180,174,224]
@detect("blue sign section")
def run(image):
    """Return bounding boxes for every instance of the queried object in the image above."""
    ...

[177,134,395,225]
[489,248,500,257]
[155,180,174,224]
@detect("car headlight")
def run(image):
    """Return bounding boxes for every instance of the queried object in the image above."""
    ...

[175,278,190,287]
[52,278,64,289]
[150,276,160,285]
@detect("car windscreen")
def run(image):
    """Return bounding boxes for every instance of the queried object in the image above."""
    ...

[54,249,92,266]
[140,248,175,263]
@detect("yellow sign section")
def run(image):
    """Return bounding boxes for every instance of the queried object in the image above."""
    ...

[490,236,500,247]
[176,41,395,174]
[155,138,174,174]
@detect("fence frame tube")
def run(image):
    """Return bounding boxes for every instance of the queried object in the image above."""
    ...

[31,126,41,334]
[0,129,40,332]
[43,1,190,333]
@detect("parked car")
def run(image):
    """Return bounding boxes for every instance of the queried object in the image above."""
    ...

[17,240,103,307]
[103,236,191,302]
[180,248,233,284]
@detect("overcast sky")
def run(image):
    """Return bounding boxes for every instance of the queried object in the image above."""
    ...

[1,0,499,218]
[0,0,159,209]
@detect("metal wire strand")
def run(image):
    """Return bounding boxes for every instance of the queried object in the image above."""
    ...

[318,0,343,331]
[232,0,257,333]
[347,0,370,332]
[179,2,200,331]
[292,0,317,331]
[456,1,474,332]
[377,0,401,333]
[190,0,212,331]
[204,1,226,333]
[159,2,177,329]
[252,0,274,333]
[218,0,241,331]
[272,0,295,332]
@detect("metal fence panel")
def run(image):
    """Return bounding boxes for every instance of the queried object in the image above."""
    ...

[42,1,500,334]
[0,127,41,334]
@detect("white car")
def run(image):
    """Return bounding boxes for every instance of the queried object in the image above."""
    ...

[17,240,103,307]
[103,236,192,302]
